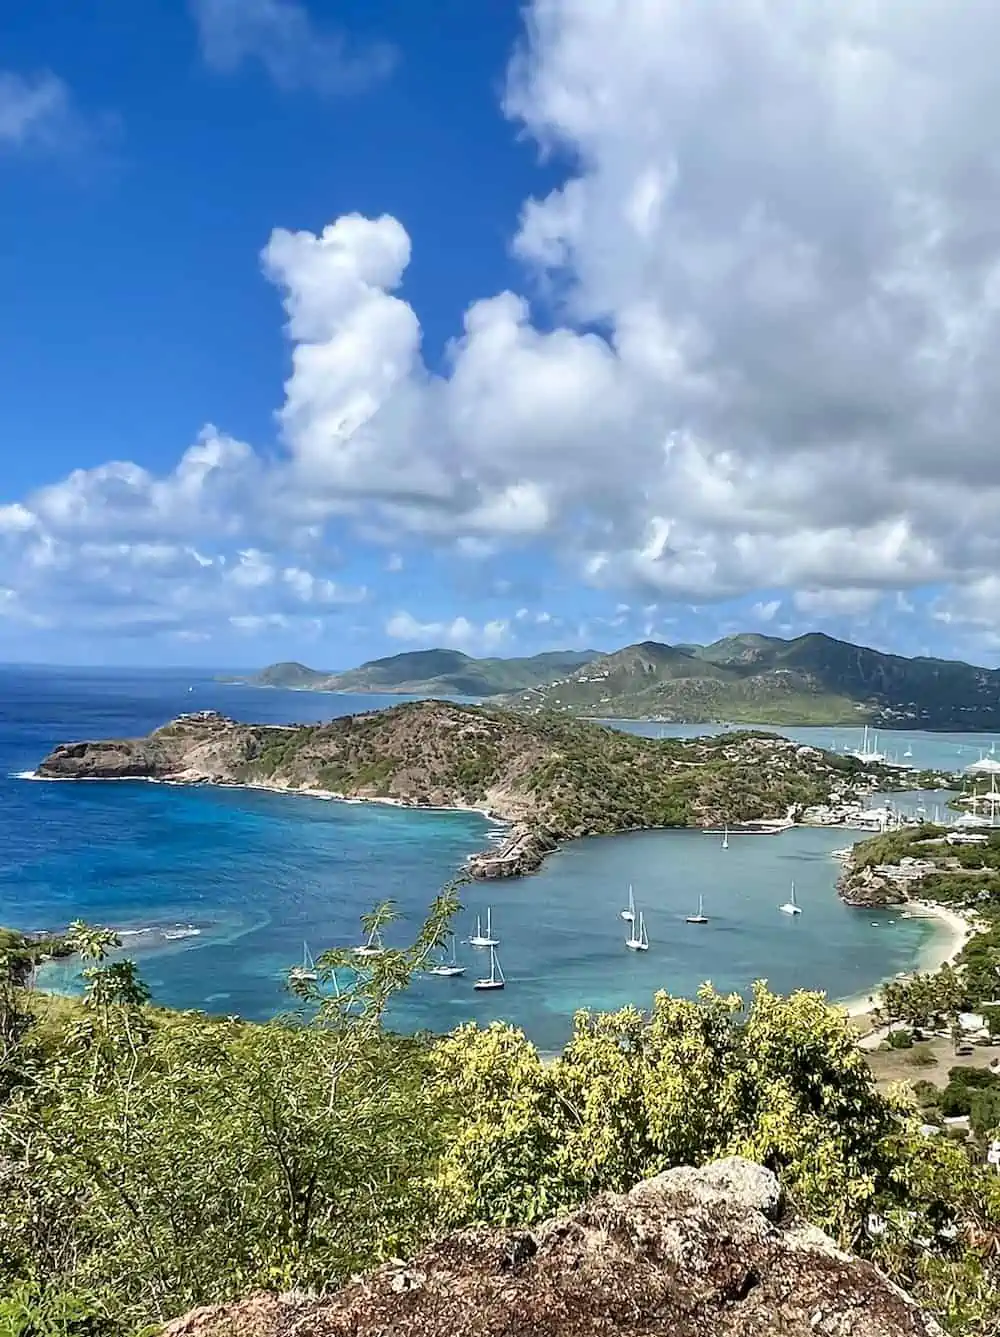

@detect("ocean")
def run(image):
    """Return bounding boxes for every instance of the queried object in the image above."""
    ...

[0,666,951,1051]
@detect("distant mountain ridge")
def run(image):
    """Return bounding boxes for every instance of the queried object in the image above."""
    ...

[229,648,601,698]
[501,632,1000,729]
[231,632,1000,728]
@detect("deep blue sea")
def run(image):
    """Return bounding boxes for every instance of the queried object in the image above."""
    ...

[0,666,959,1051]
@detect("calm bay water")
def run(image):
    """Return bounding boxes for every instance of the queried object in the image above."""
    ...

[0,667,949,1050]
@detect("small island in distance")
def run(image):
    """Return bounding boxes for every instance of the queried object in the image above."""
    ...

[225,631,1000,731]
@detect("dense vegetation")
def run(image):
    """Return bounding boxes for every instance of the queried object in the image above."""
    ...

[843,825,1000,1028]
[0,929,71,985]
[2,894,1000,1336]
[913,1068,1000,1137]
[511,719,868,833]
[501,631,1000,728]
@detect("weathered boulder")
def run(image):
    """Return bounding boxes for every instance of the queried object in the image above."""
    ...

[161,1157,942,1337]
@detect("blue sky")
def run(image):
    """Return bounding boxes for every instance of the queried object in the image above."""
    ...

[3,0,1000,669]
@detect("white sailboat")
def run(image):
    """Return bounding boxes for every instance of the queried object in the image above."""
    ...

[290,941,318,982]
[469,908,499,948]
[721,825,729,850]
[955,791,991,828]
[620,884,636,923]
[850,725,886,765]
[903,742,913,759]
[779,881,802,916]
[353,924,385,958]
[686,895,708,925]
[429,934,466,978]
[625,909,649,951]
[474,944,505,990]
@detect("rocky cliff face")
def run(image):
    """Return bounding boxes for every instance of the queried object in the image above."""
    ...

[36,711,268,785]
[838,862,911,908]
[161,1157,941,1337]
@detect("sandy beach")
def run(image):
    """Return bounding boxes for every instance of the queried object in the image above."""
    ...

[841,899,979,1022]
[909,899,979,972]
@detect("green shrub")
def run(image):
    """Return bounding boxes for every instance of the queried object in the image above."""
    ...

[4,906,1000,1336]
[0,1281,114,1337]
[940,1085,973,1117]
[911,1079,941,1108]
[947,1066,1000,1091]
[906,1045,938,1068]
[970,1088,1000,1137]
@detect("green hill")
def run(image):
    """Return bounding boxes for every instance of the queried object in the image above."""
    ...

[230,633,1000,728]
[248,661,332,688]
[232,648,600,696]
[501,633,1000,728]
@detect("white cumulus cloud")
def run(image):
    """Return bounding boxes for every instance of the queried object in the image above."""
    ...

[385,611,509,652]
[229,0,1000,620]
[13,0,1000,650]
[191,0,396,96]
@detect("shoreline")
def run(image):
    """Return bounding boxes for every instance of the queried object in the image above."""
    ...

[839,898,978,1021]
[18,770,971,1034]
[17,767,510,827]
[17,766,814,882]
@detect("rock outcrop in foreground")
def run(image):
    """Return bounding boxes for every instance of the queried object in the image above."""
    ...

[162,1157,941,1337]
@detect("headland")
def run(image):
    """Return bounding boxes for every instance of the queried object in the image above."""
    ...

[34,701,890,880]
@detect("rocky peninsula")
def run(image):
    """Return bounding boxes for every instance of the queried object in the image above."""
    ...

[835,824,990,997]
[836,824,998,910]
[36,701,888,880]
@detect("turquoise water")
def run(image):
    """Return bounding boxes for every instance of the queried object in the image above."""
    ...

[2,668,940,1050]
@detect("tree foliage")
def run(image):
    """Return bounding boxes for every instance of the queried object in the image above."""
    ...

[1,904,1000,1336]
[430,984,896,1237]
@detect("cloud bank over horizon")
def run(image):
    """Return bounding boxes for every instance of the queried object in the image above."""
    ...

[6,0,1000,663]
